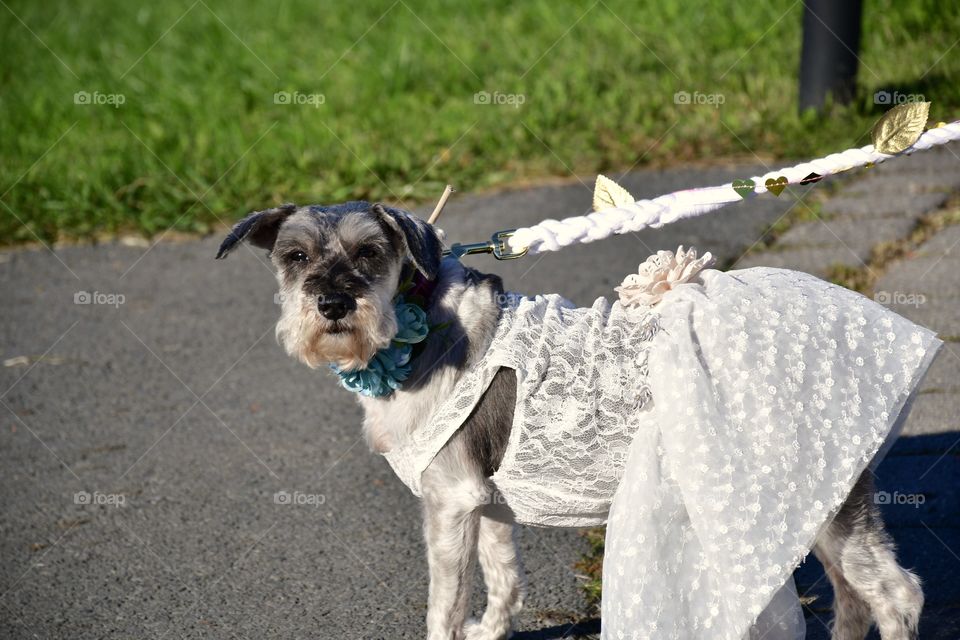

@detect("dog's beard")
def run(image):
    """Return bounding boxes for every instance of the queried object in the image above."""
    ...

[275,286,397,371]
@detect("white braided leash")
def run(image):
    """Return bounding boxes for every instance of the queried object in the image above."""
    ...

[507,120,960,254]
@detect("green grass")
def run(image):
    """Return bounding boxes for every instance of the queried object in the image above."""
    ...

[1,0,959,245]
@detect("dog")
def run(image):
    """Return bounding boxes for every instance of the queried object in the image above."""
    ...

[217,201,924,640]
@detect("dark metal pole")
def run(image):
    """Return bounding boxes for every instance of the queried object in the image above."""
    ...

[799,0,863,113]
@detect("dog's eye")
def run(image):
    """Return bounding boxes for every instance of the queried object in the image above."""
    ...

[355,245,378,260]
[287,250,309,263]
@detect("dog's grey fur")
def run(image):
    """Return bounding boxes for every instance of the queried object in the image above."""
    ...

[463,368,515,478]
[219,202,923,640]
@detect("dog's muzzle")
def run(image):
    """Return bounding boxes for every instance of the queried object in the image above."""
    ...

[317,293,356,321]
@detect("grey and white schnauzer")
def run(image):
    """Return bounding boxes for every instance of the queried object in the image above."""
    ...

[217,201,923,640]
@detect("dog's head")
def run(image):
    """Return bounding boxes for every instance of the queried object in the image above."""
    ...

[216,201,442,370]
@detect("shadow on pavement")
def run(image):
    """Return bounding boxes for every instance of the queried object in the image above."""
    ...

[798,431,960,639]
[514,618,601,639]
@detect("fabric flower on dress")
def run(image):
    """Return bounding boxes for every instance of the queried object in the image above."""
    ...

[331,297,432,397]
[616,245,715,307]
[332,343,413,397]
[393,301,429,344]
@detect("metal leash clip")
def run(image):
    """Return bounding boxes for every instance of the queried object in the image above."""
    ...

[443,229,529,260]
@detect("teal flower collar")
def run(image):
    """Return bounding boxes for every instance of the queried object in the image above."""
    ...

[330,272,443,398]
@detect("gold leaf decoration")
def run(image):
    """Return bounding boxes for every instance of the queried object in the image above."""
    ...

[872,102,930,155]
[593,174,636,212]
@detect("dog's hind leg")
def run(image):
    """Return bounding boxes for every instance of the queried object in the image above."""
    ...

[814,555,873,640]
[814,472,923,640]
[464,514,525,640]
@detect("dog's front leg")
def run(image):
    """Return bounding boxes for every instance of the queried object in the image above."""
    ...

[421,473,487,640]
[463,514,525,640]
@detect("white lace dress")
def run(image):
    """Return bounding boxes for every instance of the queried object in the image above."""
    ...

[382,266,941,639]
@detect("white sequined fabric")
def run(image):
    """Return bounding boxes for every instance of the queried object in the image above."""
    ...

[603,268,939,639]
[381,265,941,638]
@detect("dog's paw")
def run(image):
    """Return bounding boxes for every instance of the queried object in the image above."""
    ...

[462,618,512,640]
[463,619,485,640]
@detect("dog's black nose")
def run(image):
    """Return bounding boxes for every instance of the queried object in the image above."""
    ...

[318,294,355,321]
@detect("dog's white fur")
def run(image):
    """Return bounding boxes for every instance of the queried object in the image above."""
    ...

[359,260,493,453]
[361,263,526,640]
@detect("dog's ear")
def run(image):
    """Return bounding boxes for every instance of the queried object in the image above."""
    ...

[372,203,442,279]
[216,203,297,259]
